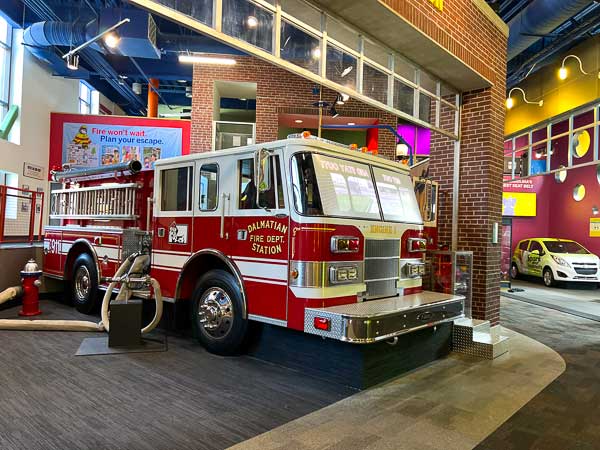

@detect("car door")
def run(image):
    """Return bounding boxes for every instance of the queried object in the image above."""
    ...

[518,240,530,274]
[527,240,544,277]
[229,150,290,323]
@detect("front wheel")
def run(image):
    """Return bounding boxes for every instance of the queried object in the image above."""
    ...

[543,267,556,287]
[191,270,248,355]
[70,253,100,314]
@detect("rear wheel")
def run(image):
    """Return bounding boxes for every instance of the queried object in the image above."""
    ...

[191,269,248,355]
[70,253,100,314]
[543,267,555,287]
[510,263,520,280]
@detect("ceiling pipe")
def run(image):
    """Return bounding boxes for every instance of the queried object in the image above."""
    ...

[507,0,593,61]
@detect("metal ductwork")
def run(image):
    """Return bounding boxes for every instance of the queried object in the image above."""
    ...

[508,0,594,61]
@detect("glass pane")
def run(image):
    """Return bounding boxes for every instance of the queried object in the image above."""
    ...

[419,92,434,124]
[441,83,458,98]
[154,0,213,26]
[419,70,437,94]
[281,0,321,31]
[326,44,357,90]
[199,164,219,211]
[394,54,416,83]
[215,122,254,150]
[372,167,422,224]
[364,38,389,69]
[326,15,358,51]
[363,63,388,105]
[0,46,9,103]
[79,100,90,115]
[222,0,273,52]
[281,20,320,74]
[238,158,277,209]
[0,17,10,46]
[79,82,90,101]
[393,78,414,116]
[161,167,192,211]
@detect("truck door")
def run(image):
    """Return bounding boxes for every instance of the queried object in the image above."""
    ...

[229,151,289,323]
[152,162,195,297]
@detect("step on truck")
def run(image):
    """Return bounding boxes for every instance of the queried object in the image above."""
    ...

[44,133,464,354]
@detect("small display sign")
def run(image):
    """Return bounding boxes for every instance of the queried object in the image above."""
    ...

[590,218,600,237]
[23,162,44,180]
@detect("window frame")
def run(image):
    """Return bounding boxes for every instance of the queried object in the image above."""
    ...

[156,163,195,217]
[198,162,220,212]
[235,152,286,213]
[0,16,13,124]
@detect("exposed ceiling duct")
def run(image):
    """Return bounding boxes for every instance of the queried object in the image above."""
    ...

[507,0,594,61]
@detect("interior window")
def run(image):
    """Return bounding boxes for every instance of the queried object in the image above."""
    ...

[161,166,193,212]
[238,155,284,209]
[199,163,219,211]
[529,241,544,254]
[519,240,529,251]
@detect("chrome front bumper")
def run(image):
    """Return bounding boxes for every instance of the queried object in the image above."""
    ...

[304,291,464,344]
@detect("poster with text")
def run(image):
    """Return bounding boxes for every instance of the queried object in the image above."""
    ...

[62,122,183,170]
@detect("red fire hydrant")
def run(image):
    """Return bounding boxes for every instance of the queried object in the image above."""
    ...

[19,259,42,317]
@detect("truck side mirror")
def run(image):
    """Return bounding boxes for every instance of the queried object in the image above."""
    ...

[254,148,272,208]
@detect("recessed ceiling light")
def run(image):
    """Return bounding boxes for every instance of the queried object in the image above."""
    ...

[295,119,303,124]
[347,122,355,126]
[240,98,247,101]
[177,79,187,83]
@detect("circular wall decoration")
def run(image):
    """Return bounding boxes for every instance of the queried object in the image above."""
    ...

[555,165,567,183]
[573,184,586,202]
[572,130,591,159]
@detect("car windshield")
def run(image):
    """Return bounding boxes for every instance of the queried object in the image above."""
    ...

[291,152,422,223]
[543,241,589,254]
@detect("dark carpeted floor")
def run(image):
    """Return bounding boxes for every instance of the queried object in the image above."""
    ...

[476,297,600,450]
[0,300,353,450]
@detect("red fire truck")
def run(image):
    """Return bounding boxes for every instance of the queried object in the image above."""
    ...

[43,134,464,354]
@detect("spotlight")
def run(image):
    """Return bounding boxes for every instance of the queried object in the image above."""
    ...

[558,54,589,81]
[247,15,258,28]
[103,31,121,49]
[336,94,345,105]
[311,47,321,60]
[505,87,542,109]
[341,66,353,78]
[66,53,79,70]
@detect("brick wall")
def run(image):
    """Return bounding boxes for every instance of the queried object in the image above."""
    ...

[389,0,507,324]
[191,55,397,157]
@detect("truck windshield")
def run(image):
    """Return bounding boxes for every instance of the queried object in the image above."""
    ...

[291,152,422,224]
[543,241,589,254]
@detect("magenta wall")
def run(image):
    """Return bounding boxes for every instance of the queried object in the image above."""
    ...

[507,165,600,254]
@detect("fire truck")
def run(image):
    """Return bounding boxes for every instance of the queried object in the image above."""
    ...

[43,133,464,354]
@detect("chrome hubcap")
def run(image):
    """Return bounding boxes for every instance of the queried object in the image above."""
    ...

[197,288,233,339]
[75,266,91,301]
[544,271,551,285]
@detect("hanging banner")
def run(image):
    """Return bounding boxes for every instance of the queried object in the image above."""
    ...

[49,113,191,174]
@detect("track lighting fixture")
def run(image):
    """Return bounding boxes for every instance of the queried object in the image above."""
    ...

[66,53,79,70]
[63,18,130,62]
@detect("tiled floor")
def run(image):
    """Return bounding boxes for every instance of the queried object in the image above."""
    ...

[476,297,600,450]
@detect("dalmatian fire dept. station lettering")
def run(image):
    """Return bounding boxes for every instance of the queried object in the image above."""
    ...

[247,220,288,255]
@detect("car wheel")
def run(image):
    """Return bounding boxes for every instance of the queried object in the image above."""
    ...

[510,263,520,280]
[70,253,100,314]
[543,267,555,287]
[191,269,248,355]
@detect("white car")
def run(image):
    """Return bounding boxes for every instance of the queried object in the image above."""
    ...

[511,238,600,287]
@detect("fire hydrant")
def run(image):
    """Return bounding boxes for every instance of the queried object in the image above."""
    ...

[19,259,42,317]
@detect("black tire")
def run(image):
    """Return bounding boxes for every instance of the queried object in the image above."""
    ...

[510,263,520,280]
[543,267,555,288]
[191,269,248,355]
[70,253,100,314]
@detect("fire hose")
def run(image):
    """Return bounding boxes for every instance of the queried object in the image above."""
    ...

[0,253,163,334]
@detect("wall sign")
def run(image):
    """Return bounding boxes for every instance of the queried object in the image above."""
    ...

[590,218,600,237]
[23,162,44,180]
[502,192,537,217]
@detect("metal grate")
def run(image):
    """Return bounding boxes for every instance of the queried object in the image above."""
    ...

[364,239,400,300]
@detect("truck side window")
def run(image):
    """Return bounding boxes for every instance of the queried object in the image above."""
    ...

[199,164,219,211]
[238,156,284,210]
[160,166,193,212]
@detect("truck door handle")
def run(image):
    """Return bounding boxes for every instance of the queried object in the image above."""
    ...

[220,193,230,239]
[417,312,433,321]
[237,230,248,240]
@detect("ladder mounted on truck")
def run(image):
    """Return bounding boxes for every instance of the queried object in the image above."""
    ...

[50,183,140,220]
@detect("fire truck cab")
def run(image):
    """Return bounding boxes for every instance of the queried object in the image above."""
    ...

[44,134,464,354]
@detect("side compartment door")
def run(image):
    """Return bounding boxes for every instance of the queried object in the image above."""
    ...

[152,163,195,299]
[229,151,290,323]
[43,228,63,277]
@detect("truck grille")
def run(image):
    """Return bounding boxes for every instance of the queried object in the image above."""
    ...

[364,239,400,299]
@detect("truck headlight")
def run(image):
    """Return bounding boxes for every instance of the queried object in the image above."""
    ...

[329,265,360,284]
[551,255,570,267]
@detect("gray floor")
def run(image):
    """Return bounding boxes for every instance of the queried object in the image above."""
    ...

[476,297,600,450]
[0,300,353,450]
[504,279,600,321]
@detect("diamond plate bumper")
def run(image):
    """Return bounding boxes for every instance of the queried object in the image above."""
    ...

[304,291,464,344]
